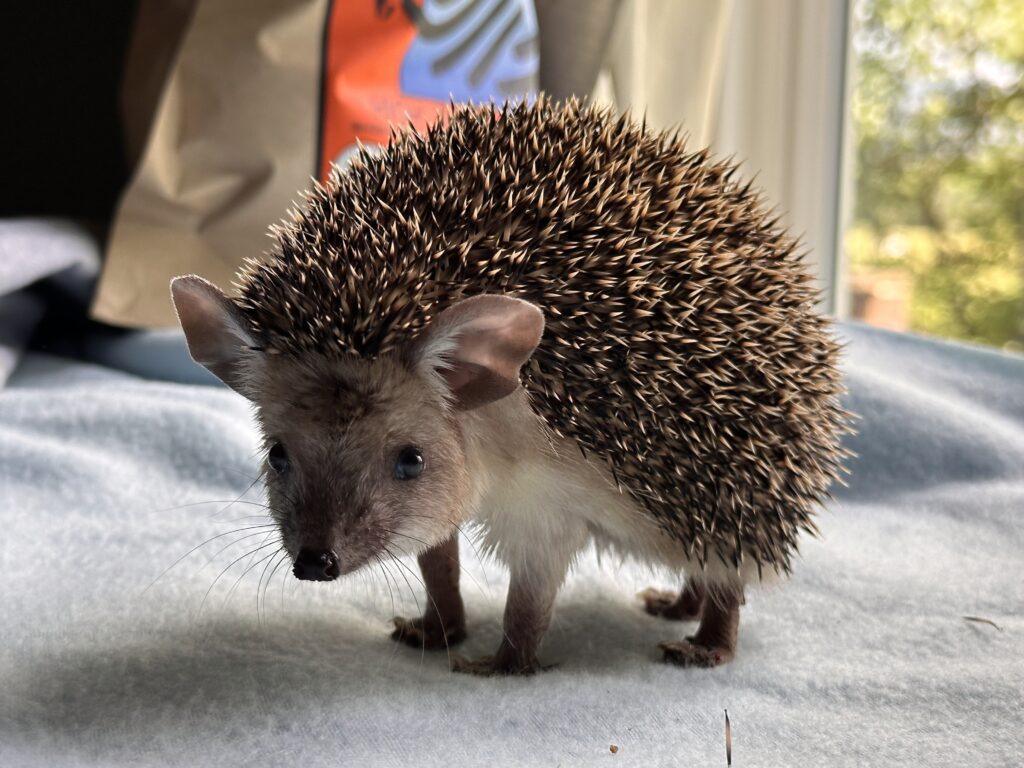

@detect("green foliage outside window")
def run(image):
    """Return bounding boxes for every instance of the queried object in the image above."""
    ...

[848,0,1024,352]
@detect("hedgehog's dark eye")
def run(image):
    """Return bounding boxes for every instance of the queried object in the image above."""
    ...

[394,446,424,480]
[268,442,290,475]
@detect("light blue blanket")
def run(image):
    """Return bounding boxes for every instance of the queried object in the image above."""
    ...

[1,227,1022,766]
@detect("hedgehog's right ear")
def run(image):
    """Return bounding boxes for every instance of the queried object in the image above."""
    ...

[411,294,544,410]
[170,275,260,397]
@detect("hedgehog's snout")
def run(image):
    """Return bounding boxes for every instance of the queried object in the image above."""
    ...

[292,548,341,582]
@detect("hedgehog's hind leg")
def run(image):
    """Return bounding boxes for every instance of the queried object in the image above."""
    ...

[639,580,705,621]
[391,532,467,651]
[658,586,741,668]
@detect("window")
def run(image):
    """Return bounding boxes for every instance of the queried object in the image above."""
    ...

[846,0,1024,354]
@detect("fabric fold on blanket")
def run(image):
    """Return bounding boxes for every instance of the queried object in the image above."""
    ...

[0,218,100,384]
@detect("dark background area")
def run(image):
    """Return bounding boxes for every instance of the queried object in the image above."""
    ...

[0,3,138,220]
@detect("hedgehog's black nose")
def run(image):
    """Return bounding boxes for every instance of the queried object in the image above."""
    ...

[293,549,340,582]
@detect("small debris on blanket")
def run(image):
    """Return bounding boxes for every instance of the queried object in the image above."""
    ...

[609,744,619,754]
[725,709,732,766]
[963,616,1002,631]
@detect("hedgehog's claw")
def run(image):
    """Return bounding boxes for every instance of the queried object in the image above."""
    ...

[659,640,734,668]
[391,615,466,650]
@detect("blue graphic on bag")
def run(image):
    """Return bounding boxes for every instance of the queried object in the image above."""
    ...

[400,0,539,103]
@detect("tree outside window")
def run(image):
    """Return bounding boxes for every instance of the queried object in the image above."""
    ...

[847,0,1024,354]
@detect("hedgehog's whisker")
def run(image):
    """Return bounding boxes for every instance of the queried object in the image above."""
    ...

[265,549,292,622]
[373,553,398,621]
[196,539,281,622]
[381,527,489,601]
[255,545,287,625]
[143,524,278,595]
[220,540,279,616]
[383,543,451,671]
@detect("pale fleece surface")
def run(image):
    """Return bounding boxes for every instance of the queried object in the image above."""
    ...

[1,325,1023,768]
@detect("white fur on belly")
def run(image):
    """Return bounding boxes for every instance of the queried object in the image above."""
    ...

[469,446,781,590]
[459,394,779,590]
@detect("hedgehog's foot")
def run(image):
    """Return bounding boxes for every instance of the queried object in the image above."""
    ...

[391,615,466,650]
[659,639,735,667]
[450,653,550,677]
[659,587,740,668]
[639,581,705,621]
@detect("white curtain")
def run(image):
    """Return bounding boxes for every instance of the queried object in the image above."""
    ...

[595,0,851,313]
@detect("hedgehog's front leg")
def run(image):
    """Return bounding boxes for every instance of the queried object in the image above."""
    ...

[659,586,742,667]
[451,563,561,676]
[451,520,583,677]
[391,533,466,650]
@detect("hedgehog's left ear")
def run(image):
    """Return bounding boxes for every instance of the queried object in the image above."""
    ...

[411,294,544,410]
[170,275,260,397]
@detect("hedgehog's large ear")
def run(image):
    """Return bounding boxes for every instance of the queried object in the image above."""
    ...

[170,275,259,397]
[411,295,544,410]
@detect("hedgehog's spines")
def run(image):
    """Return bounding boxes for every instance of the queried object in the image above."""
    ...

[238,99,852,573]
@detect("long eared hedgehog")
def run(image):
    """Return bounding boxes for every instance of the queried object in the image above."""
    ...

[171,97,852,674]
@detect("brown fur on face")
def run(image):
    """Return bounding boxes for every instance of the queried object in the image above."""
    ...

[253,351,471,575]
